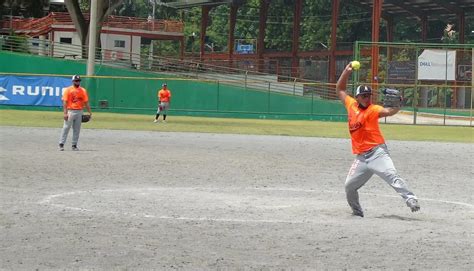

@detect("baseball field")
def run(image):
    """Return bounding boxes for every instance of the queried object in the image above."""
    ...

[1,110,473,269]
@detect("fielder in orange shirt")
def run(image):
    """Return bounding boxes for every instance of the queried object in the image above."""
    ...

[336,62,420,217]
[58,75,92,151]
[154,83,171,123]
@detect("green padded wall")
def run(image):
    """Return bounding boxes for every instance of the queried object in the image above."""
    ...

[0,51,346,121]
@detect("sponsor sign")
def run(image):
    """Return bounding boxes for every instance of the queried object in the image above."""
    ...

[236,44,254,54]
[0,75,70,106]
[457,64,472,81]
[387,61,416,84]
[417,49,456,81]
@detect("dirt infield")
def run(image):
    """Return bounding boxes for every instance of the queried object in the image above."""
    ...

[1,126,472,270]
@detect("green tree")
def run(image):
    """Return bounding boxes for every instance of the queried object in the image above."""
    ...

[0,0,49,18]
[300,0,332,51]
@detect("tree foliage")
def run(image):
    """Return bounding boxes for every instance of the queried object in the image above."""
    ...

[191,0,373,53]
[3,0,473,56]
[0,0,49,18]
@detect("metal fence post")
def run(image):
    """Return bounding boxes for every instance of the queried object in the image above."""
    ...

[245,71,248,90]
[444,87,448,126]
[471,47,473,127]
[470,86,473,127]
[413,46,419,125]
[293,78,297,95]
[443,49,448,126]
[268,82,271,113]
[112,77,115,109]
[217,80,220,112]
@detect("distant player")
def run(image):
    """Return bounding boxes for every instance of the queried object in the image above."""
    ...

[58,75,92,151]
[154,83,171,123]
[336,62,420,217]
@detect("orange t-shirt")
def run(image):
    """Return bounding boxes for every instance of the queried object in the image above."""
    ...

[62,86,89,110]
[158,88,171,102]
[344,95,385,154]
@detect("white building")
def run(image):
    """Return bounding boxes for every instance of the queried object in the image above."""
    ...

[1,12,185,69]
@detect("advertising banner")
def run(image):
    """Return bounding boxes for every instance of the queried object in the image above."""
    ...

[0,75,70,106]
[417,49,456,81]
[387,61,416,84]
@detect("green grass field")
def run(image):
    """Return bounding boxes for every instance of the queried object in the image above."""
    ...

[0,109,472,143]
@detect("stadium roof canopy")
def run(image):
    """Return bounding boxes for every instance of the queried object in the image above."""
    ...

[166,0,233,9]
[167,0,474,18]
[354,0,474,21]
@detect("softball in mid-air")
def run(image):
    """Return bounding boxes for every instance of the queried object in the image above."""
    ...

[351,60,361,70]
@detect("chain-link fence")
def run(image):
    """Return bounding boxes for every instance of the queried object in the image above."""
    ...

[354,42,473,126]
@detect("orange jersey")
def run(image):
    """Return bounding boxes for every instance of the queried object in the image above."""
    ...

[158,89,171,102]
[344,95,385,154]
[62,86,89,110]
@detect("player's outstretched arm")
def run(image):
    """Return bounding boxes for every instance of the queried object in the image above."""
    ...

[379,107,400,118]
[336,63,353,103]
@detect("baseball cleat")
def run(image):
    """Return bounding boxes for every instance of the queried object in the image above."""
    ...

[352,210,364,217]
[58,144,64,151]
[72,145,79,151]
[406,198,420,212]
[153,119,158,123]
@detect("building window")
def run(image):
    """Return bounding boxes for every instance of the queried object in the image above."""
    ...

[114,40,125,48]
[60,37,72,44]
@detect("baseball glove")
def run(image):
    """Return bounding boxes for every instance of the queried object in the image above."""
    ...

[382,88,402,108]
[81,114,91,123]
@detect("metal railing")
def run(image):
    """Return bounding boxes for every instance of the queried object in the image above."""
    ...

[0,36,336,99]
[1,37,472,125]
[0,12,184,36]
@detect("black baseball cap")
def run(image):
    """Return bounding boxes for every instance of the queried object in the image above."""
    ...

[355,85,372,96]
[72,75,81,81]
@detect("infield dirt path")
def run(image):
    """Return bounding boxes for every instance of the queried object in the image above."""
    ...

[1,126,472,270]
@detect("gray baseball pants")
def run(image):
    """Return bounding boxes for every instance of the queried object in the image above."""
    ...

[157,101,170,114]
[345,144,417,214]
[59,109,83,146]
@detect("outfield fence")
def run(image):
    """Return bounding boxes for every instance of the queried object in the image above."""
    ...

[1,46,473,126]
[353,42,473,126]
[0,74,346,122]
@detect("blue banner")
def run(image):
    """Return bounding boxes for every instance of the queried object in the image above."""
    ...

[0,75,71,107]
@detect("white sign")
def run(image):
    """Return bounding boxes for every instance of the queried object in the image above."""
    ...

[417,49,456,81]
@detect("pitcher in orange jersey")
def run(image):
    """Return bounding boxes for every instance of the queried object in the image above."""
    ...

[58,75,92,151]
[336,62,420,217]
[154,83,171,123]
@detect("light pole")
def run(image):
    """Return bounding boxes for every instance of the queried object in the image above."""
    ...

[319,42,329,82]
[148,0,156,69]
[9,4,13,35]
[87,0,98,76]
[8,3,14,51]
[191,32,196,58]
